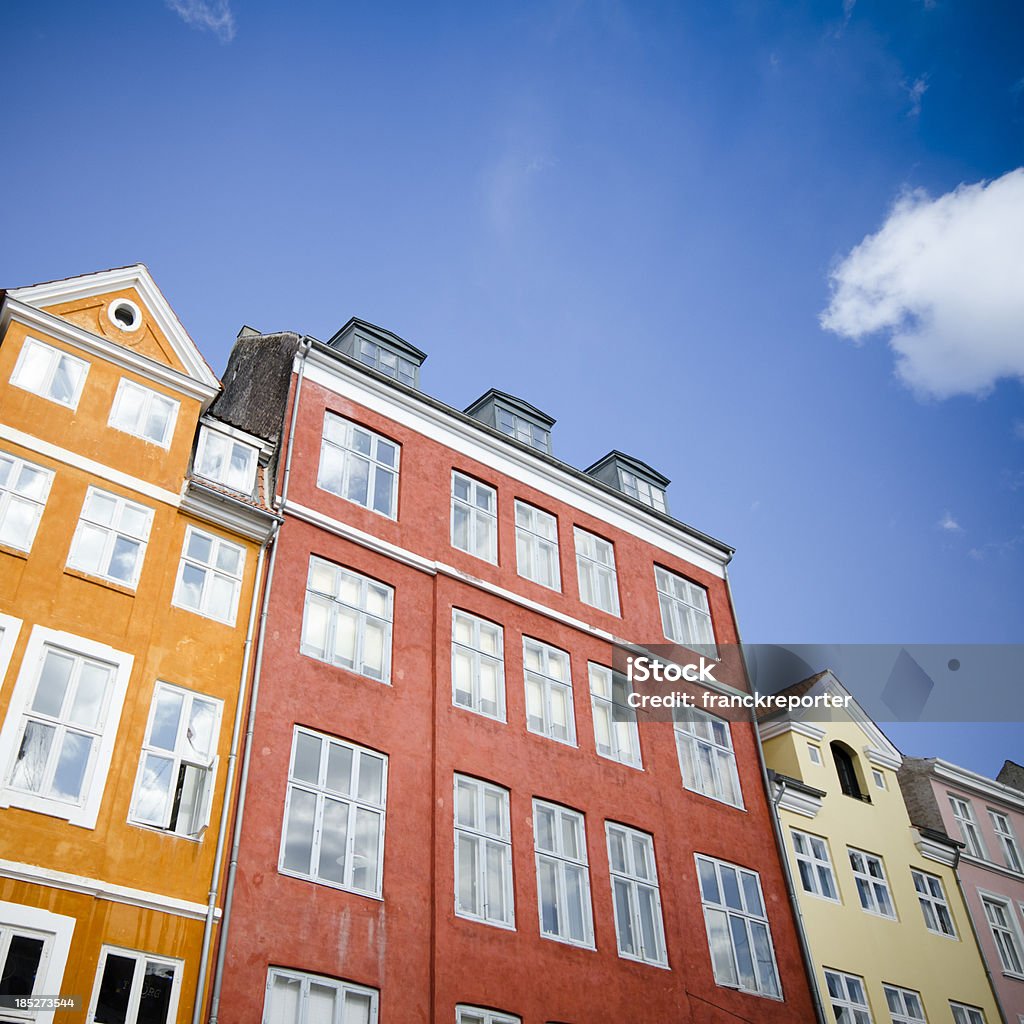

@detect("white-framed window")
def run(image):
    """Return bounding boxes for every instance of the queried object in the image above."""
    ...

[950,1003,987,1024]
[911,869,956,937]
[454,775,514,929]
[451,472,497,563]
[357,337,416,387]
[300,557,393,683]
[263,967,379,1023]
[848,849,896,919]
[674,708,743,808]
[456,1006,520,1024]
[495,406,549,453]
[654,566,716,655]
[824,970,873,1024]
[318,413,400,519]
[194,425,258,493]
[10,337,89,410]
[574,528,619,615]
[883,984,927,1023]
[589,663,641,768]
[523,639,575,746]
[0,451,54,553]
[981,893,1024,975]
[128,683,221,838]
[514,501,560,590]
[451,611,505,720]
[0,900,75,1018]
[872,769,887,790]
[949,795,987,859]
[87,946,182,1024]
[533,800,594,948]
[279,727,387,898]
[807,743,822,766]
[696,855,781,997]
[618,469,666,512]
[66,487,153,588]
[989,810,1023,873]
[108,379,178,448]
[606,822,667,966]
[0,628,133,829]
[172,526,245,625]
[791,830,839,901]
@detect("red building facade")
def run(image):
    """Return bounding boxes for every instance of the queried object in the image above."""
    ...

[208,323,817,1023]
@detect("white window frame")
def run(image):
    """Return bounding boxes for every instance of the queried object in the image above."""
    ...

[674,708,743,808]
[279,727,388,899]
[357,337,416,387]
[654,565,716,655]
[193,425,258,493]
[523,638,575,746]
[300,557,393,683]
[0,900,75,1024]
[66,487,153,589]
[454,775,514,929]
[533,800,594,949]
[451,471,497,563]
[574,527,620,615]
[606,822,667,966]
[0,626,133,829]
[872,769,887,790]
[950,1003,987,1024]
[950,795,987,859]
[495,406,549,453]
[456,1006,520,1024]
[128,682,222,839]
[108,379,179,448]
[10,337,89,410]
[807,743,822,766]
[617,468,666,512]
[263,967,380,1023]
[883,984,927,1023]
[171,526,246,626]
[0,450,54,554]
[318,412,400,519]
[86,945,182,1024]
[989,810,1023,873]
[514,500,560,591]
[911,869,956,938]
[588,663,641,769]
[791,830,840,902]
[451,610,505,721]
[980,891,1024,977]
[824,970,874,1024]
[848,848,897,919]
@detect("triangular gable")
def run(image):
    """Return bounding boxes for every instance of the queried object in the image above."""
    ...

[9,265,220,390]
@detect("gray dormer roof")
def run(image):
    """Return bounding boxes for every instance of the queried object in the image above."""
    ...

[327,317,428,363]
[327,317,427,389]
[585,451,670,488]
[464,389,556,428]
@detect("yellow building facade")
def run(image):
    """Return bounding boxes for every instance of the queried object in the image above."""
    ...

[760,672,1001,1024]
[0,267,276,1022]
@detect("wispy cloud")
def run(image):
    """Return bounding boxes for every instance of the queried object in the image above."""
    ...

[166,0,236,43]
[938,511,962,532]
[1014,420,1024,441]
[905,75,929,117]
[821,168,1024,399]
[969,529,1024,560]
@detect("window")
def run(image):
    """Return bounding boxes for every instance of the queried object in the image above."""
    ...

[451,472,497,563]
[950,1003,987,1024]
[872,769,887,790]
[128,683,221,838]
[674,709,743,808]
[982,894,1024,975]
[301,557,393,682]
[318,413,399,519]
[514,501,560,590]
[280,728,387,898]
[911,869,955,937]
[883,985,927,1023]
[791,830,839,901]
[172,527,245,625]
[990,810,1023,873]
[696,855,780,997]
[496,406,550,453]
[456,1007,519,1024]
[451,611,505,720]
[533,800,593,947]
[454,775,513,928]
[263,968,378,1023]
[949,796,987,858]
[10,337,88,409]
[0,902,74,1014]
[357,337,416,387]
[654,566,715,655]
[606,823,667,966]
[0,924,50,1007]
[108,379,178,447]
[88,946,182,1024]
[833,743,865,800]
[523,639,575,745]
[0,451,53,553]
[618,468,666,512]
[808,743,822,766]
[574,528,619,615]
[66,487,153,588]
[589,663,641,768]
[194,426,258,493]
[824,970,873,1024]
[848,849,896,918]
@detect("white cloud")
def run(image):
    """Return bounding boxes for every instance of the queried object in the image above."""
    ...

[905,75,929,117]
[821,169,1024,399]
[166,0,236,42]
[938,511,962,532]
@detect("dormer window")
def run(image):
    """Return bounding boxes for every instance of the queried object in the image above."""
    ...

[195,426,258,495]
[496,407,550,453]
[618,467,666,512]
[465,390,555,455]
[357,338,416,387]
[327,318,427,390]
[585,452,670,514]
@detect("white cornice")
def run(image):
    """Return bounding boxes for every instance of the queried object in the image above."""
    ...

[8,265,220,390]
[181,481,279,542]
[758,719,826,743]
[914,829,960,867]
[773,783,823,819]
[932,760,1024,814]
[200,415,274,459]
[865,747,902,771]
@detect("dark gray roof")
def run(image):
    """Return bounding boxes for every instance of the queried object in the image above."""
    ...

[585,450,670,488]
[464,388,556,428]
[327,317,427,362]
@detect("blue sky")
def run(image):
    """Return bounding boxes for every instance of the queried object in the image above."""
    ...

[3,0,1022,773]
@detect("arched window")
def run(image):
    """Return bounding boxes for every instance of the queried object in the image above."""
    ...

[831,742,864,799]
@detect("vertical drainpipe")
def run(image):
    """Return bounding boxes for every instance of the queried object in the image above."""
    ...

[206,336,313,1024]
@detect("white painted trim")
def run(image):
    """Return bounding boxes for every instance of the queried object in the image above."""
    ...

[914,830,959,867]
[758,719,826,743]
[933,760,1024,815]
[865,746,902,771]
[303,353,729,576]
[200,414,274,459]
[0,898,75,1024]
[86,944,184,1024]
[108,376,180,450]
[0,424,182,507]
[180,482,278,543]
[106,298,143,334]
[0,613,23,693]
[775,785,823,819]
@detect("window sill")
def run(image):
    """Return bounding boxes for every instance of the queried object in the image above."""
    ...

[63,567,136,596]
[127,820,204,844]
[539,931,595,952]
[454,911,517,932]
[0,543,31,562]
[298,648,392,686]
[616,951,671,971]
[277,866,384,902]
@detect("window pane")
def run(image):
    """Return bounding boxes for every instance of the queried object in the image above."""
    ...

[0,934,44,997]
[95,954,136,1024]
[32,651,74,717]
[137,961,175,1024]
[317,798,349,885]
[282,788,317,874]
